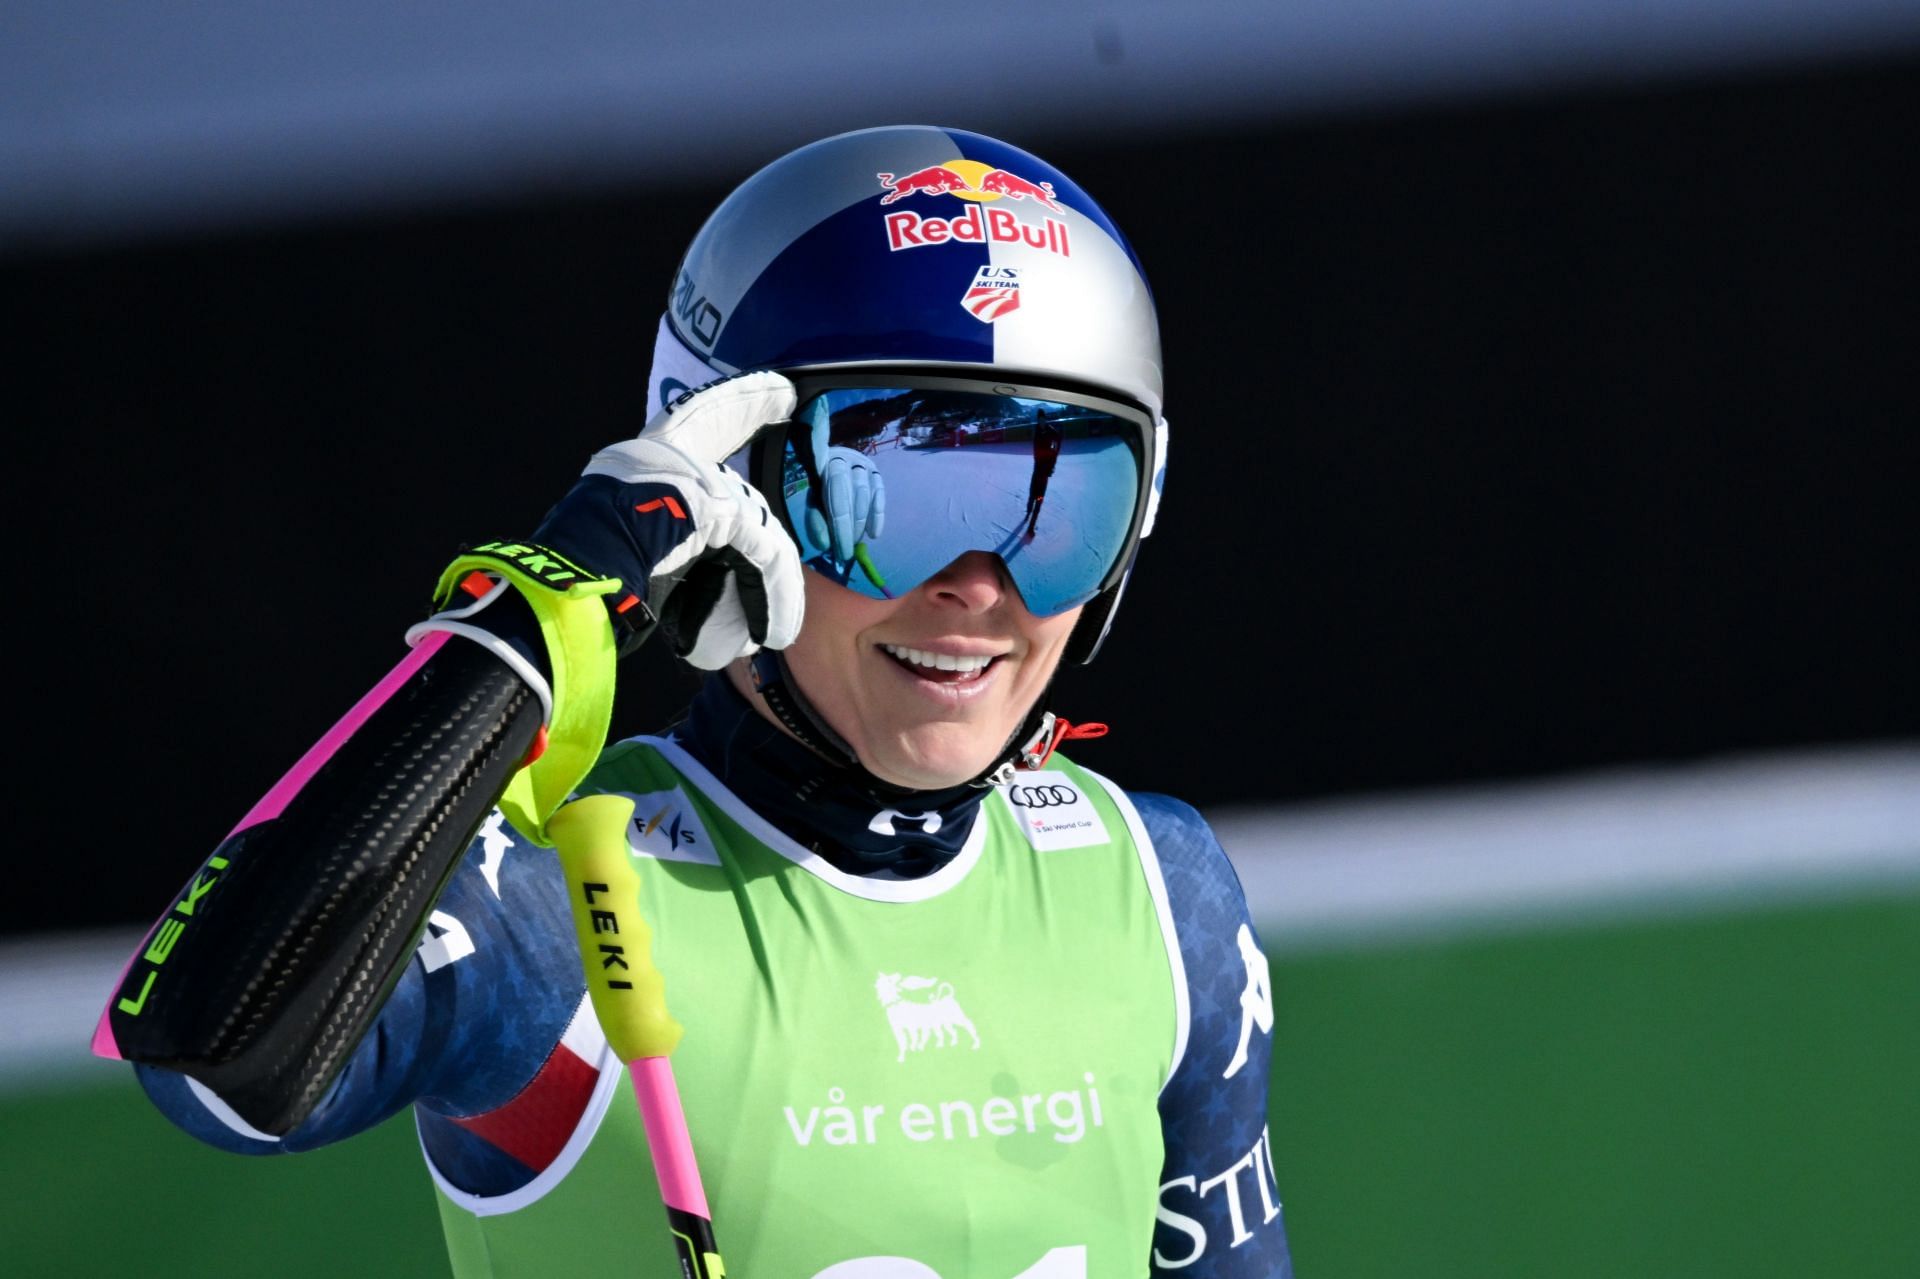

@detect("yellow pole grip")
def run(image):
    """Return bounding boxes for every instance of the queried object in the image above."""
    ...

[549,794,684,1061]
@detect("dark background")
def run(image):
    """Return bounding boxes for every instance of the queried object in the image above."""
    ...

[8,55,1915,935]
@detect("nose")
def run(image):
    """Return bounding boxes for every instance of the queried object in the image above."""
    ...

[925,551,1011,613]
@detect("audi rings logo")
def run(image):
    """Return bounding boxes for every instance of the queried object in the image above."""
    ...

[1007,782,1080,809]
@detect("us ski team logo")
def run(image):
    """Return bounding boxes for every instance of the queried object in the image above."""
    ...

[961,265,1021,322]
[875,971,981,1062]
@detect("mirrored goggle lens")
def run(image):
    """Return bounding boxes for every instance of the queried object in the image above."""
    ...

[775,387,1143,616]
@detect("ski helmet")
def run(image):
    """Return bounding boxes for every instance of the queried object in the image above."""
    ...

[647,124,1167,666]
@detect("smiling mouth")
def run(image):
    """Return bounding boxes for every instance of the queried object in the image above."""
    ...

[880,643,1001,684]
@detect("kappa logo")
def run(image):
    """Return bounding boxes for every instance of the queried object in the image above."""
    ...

[1007,782,1079,809]
[1224,923,1274,1079]
[476,810,511,899]
[875,972,981,1063]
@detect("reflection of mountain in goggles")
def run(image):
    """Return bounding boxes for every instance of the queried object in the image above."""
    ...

[752,375,1151,617]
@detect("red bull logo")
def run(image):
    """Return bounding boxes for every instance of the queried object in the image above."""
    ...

[875,159,1071,258]
[976,168,1062,211]
[875,165,973,204]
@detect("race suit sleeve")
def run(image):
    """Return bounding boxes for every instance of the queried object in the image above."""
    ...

[135,809,587,1166]
[1135,793,1295,1277]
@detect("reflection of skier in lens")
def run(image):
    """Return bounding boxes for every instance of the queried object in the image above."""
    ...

[1023,409,1065,540]
[799,423,889,593]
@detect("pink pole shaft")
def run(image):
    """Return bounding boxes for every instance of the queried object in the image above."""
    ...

[94,632,454,1059]
[229,631,451,836]
[629,1057,711,1219]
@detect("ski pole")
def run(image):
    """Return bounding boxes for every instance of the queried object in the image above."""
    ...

[550,794,726,1278]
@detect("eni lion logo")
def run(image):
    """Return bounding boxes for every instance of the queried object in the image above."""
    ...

[874,972,981,1063]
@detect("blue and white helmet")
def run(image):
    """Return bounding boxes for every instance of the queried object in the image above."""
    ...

[645,124,1167,664]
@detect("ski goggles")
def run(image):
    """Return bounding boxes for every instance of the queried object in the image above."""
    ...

[751,371,1155,617]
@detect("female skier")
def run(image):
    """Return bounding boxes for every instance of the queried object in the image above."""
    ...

[96,125,1293,1278]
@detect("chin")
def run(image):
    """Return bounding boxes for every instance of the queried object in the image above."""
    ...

[862,725,1005,792]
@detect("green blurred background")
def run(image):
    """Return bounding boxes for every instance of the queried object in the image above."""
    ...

[10,872,1914,1276]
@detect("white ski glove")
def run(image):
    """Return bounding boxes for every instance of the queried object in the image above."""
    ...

[534,372,806,669]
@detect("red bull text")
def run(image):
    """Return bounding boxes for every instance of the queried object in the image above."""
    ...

[885,205,1070,257]
[876,162,1073,258]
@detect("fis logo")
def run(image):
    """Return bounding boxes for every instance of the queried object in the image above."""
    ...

[961,266,1021,323]
[875,158,1072,258]
[875,972,981,1063]
[640,804,694,850]
[617,787,719,865]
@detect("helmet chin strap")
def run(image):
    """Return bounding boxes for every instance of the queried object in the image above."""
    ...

[747,650,1059,795]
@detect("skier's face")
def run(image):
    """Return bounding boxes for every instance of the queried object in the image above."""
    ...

[744,552,1081,790]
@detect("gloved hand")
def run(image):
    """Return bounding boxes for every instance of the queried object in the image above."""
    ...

[532,372,805,669]
[805,444,887,561]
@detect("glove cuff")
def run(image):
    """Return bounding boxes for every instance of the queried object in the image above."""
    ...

[430,541,622,846]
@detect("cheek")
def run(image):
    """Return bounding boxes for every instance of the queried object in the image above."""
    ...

[1022,610,1082,677]
[989,611,1079,721]
[795,575,892,654]
[783,576,892,714]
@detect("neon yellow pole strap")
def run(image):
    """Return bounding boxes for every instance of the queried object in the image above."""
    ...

[432,540,622,847]
[548,794,684,1059]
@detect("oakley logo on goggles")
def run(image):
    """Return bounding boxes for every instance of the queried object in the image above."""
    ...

[751,373,1153,617]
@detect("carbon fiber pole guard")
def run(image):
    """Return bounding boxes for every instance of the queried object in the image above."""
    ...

[106,641,543,1135]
